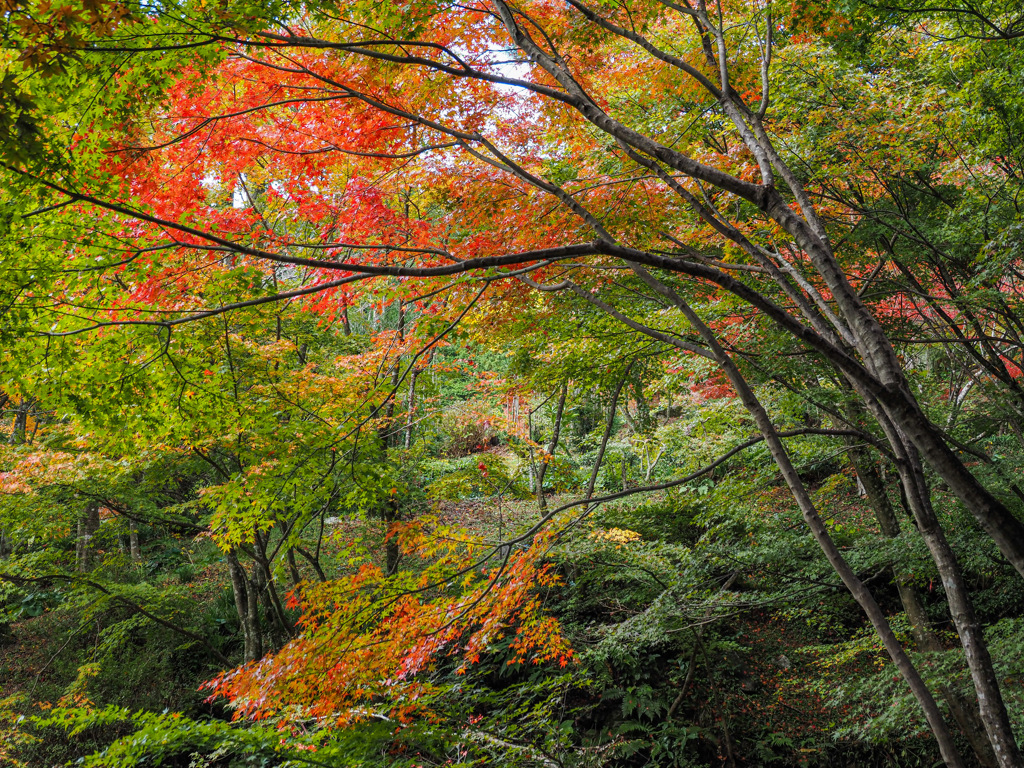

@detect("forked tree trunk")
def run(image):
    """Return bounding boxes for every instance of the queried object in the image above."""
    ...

[875,386,1024,584]
[847,386,1023,768]
[844,430,999,768]
[226,549,262,663]
[628,269,967,767]
[626,261,1014,767]
[716,356,966,768]
[708,348,962,765]
[753,187,1024,582]
[252,530,293,650]
[732,125,1024,766]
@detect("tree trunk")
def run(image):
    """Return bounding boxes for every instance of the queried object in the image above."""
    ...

[252,531,293,650]
[843,426,999,768]
[405,368,420,450]
[584,368,630,501]
[877,386,1024,584]
[9,398,30,445]
[286,547,302,587]
[850,389,1023,768]
[729,375,964,768]
[894,447,1021,768]
[76,502,100,572]
[294,546,327,582]
[536,383,568,512]
[629,260,1008,768]
[383,498,401,576]
[129,521,141,563]
[251,560,288,651]
[764,205,1024,582]
[635,273,967,768]
[226,549,262,663]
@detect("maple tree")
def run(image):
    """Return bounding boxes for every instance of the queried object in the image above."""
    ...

[4,0,1024,765]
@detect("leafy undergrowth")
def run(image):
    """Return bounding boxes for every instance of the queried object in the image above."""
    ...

[3,391,1022,768]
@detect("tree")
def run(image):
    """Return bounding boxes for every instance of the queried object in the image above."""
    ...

[4,0,1024,763]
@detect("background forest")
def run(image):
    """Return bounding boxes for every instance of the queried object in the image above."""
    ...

[2,0,1024,765]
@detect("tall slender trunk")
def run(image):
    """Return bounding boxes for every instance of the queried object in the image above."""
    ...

[76,502,100,572]
[896,448,1020,768]
[877,387,1024,583]
[373,302,406,575]
[843,424,999,768]
[286,548,302,587]
[771,214,1024,582]
[129,521,141,563]
[383,302,405,446]
[723,364,963,766]
[536,383,568,512]
[405,368,419,450]
[849,387,1023,768]
[252,530,293,650]
[226,549,262,663]
[585,368,631,501]
[9,398,31,445]
[383,499,401,576]
[631,270,966,767]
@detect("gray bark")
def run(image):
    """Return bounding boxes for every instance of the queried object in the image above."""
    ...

[129,522,141,563]
[226,549,262,663]
[844,429,999,768]
[536,383,568,512]
[848,388,1023,768]
[76,502,101,572]
[623,269,966,767]
[717,356,965,768]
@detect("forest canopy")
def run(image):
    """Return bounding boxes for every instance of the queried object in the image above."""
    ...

[3,0,1024,765]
